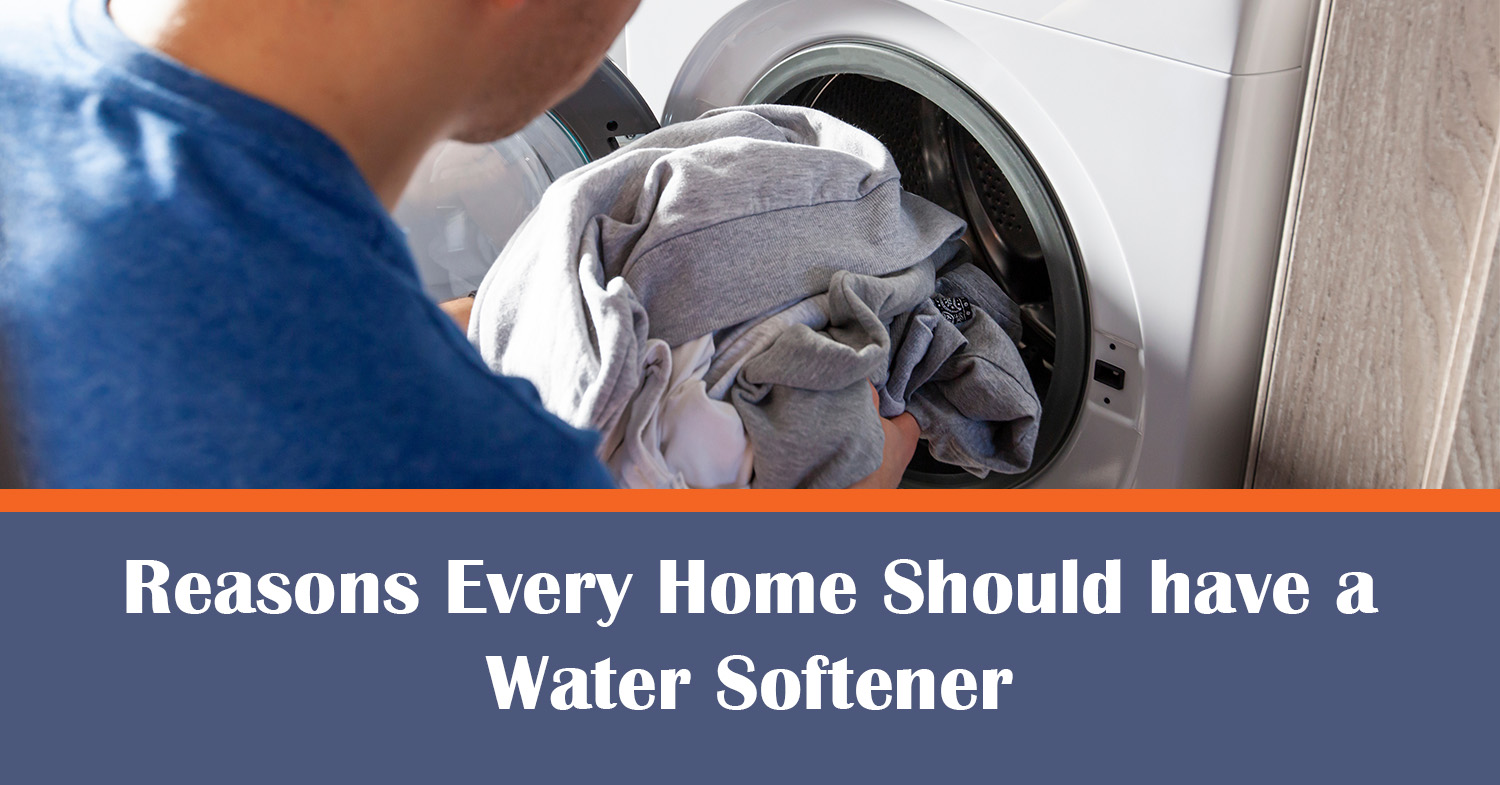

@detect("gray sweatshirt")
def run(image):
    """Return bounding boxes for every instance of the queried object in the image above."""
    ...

[470,105,1038,487]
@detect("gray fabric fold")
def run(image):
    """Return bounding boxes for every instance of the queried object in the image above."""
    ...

[730,261,937,488]
[469,104,1038,488]
[885,262,1041,476]
[470,105,965,443]
[722,259,1040,486]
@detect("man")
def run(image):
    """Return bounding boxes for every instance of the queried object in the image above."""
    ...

[0,0,918,488]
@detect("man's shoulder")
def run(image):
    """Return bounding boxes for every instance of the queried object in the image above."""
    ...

[0,40,395,308]
[0,82,610,488]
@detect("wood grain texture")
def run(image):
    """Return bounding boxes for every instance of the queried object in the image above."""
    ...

[1446,240,1500,488]
[1423,93,1500,487]
[1254,0,1500,488]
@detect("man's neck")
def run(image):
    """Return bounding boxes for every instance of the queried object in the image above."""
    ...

[107,0,454,207]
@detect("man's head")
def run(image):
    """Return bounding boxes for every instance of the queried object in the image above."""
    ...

[109,0,642,203]
[448,0,644,143]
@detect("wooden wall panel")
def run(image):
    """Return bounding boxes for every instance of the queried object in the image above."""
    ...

[1252,0,1500,488]
[1446,240,1500,488]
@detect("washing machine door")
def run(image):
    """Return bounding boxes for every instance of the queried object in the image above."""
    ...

[393,60,659,302]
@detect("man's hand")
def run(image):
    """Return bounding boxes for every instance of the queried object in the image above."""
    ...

[440,295,475,330]
[851,384,921,489]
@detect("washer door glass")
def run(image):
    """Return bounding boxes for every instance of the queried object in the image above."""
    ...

[393,60,660,303]
[392,113,588,302]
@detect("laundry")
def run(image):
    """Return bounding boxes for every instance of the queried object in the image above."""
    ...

[607,335,754,489]
[715,259,935,489]
[885,261,1040,475]
[702,253,1040,483]
[469,105,1040,488]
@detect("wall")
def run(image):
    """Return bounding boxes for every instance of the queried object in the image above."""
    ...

[1252,0,1500,489]
[1446,241,1500,488]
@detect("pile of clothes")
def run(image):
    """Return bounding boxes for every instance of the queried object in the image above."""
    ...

[469,106,1040,488]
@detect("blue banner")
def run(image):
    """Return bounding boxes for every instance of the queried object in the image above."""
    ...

[4,514,1494,782]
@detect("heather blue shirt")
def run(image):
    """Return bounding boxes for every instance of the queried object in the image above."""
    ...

[0,0,613,488]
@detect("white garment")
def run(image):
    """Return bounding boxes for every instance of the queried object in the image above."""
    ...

[606,336,754,489]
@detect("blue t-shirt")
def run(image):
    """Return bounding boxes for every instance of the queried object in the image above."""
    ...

[0,0,613,488]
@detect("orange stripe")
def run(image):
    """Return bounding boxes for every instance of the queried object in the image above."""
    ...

[0,490,1496,513]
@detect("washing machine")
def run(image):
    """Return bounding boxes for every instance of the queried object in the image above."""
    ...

[394,0,1320,489]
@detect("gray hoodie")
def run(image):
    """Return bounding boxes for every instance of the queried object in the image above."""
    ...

[470,105,1038,487]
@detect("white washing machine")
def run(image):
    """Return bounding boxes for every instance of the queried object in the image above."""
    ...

[395,0,1319,488]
